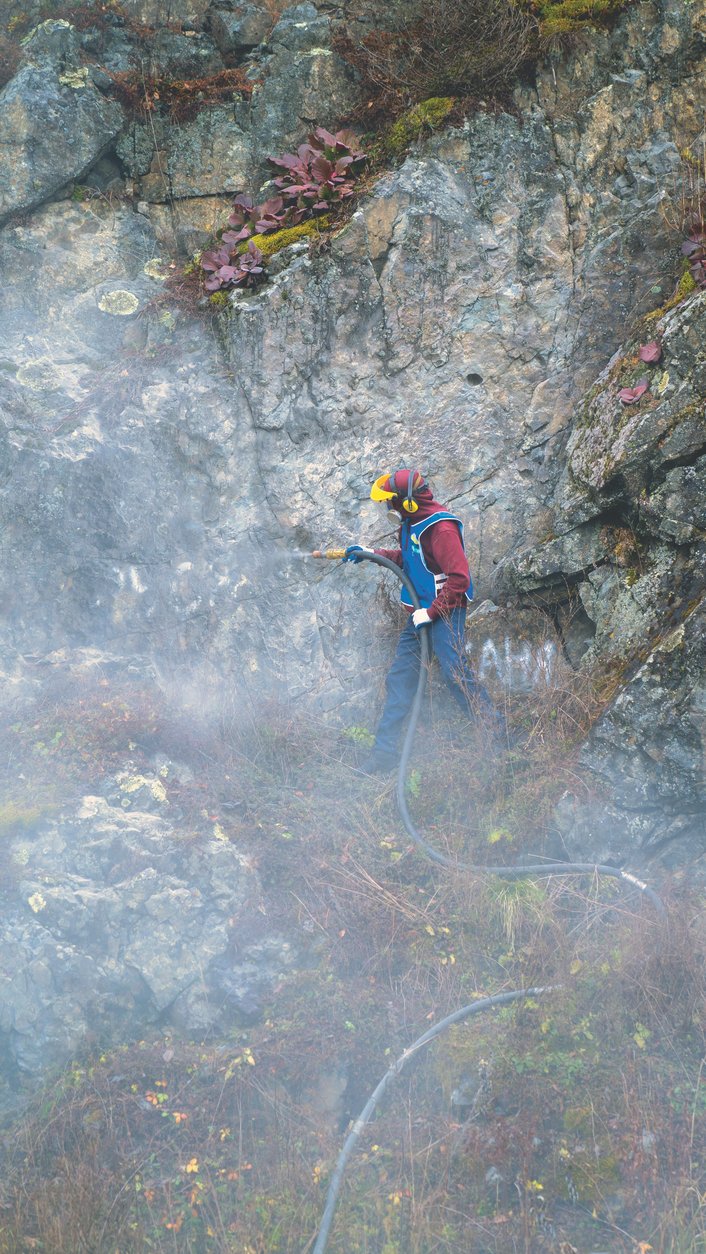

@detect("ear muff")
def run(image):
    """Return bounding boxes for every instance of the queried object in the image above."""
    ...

[396,468,423,511]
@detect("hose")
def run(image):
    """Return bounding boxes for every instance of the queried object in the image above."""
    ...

[357,553,665,916]
[310,551,665,1252]
[312,986,549,1254]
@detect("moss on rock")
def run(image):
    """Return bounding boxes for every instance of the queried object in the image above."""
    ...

[98,289,140,316]
[384,97,456,158]
[538,0,630,40]
[238,217,331,259]
[644,267,698,323]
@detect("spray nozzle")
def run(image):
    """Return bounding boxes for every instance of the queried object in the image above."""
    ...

[311,549,347,559]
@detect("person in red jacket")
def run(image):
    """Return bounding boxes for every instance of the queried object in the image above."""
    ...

[344,468,500,773]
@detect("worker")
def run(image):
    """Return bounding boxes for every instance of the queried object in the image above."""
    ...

[344,468,501,774]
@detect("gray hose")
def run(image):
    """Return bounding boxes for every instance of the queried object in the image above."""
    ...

[310,552,665,1252]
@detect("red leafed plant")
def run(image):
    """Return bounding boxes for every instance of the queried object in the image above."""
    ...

[618,379,649,405]
[220,194,308,250]
[638,341,662,364]
[200,241,264,293]
[197,129,367,292]
[269,127,367,211]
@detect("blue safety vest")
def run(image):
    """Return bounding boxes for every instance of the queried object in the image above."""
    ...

[399,512,473,610]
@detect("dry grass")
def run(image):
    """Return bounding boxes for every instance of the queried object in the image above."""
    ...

[334,0,537,121]
[0,660,703,1251]
[107,65,255,123]
[659,138,706,240]
[254,0,290,25]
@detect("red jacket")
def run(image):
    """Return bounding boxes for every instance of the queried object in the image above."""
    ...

[375,492,471,620]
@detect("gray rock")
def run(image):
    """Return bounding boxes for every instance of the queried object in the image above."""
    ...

[268,3,331,52]
[249,6,360,177]
[0,21,124,223]
[510,523,608,592]
[210,4,272,55]
[114,0,359,200]
[76,18,223,76]
[119,0,211,26]
[141,29,224,77]
[0,0,704,884]
[166,102,252,198]
[559,292,706,509]
[643,459,706,544]
[0,794,296,1088]
[81,153,125,195]
[115,121,159,179]
[119,103,254,202]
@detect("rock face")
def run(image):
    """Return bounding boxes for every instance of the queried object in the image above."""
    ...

[210,5,272,57]
[1,786,293,1099]
[0,0,704,1046]
[562,603,705,869]
[0,22,124,223]
[114,1,359,202]
[510,287,706,865]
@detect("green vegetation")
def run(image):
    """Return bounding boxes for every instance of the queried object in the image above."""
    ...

[198,132,364,294]
[0,799,48,837]
[342,724,375,747]
[241,216,332,260]
[645,264,698,322]
[383,97,456,159]
[538,0,633,41]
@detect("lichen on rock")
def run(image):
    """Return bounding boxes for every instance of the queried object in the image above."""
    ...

[58,67,90,88]
[97,289,140,315]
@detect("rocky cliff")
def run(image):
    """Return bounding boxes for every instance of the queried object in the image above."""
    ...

[0,0,705,1103]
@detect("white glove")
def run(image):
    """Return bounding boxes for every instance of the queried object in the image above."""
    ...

[412,608,432,628]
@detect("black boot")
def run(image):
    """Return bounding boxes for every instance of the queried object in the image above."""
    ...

[357,749,398,775]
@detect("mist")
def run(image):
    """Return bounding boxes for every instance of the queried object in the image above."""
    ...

[0,0,705,1250]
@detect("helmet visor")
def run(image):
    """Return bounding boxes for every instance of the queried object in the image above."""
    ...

[370,473,396,503]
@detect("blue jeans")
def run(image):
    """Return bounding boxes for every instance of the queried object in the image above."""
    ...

[373,608,498,756]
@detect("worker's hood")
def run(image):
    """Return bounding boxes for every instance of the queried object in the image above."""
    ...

[389,488,447,520]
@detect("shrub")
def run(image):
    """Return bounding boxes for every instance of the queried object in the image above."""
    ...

[335,0,538,118]
[336,0,635,120]
[199,239,264,293]
[223,130,366,248]
[197,129,367,292]
[269,126,367,210]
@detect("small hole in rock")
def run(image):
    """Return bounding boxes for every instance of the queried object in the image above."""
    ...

[466,373,483,385]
